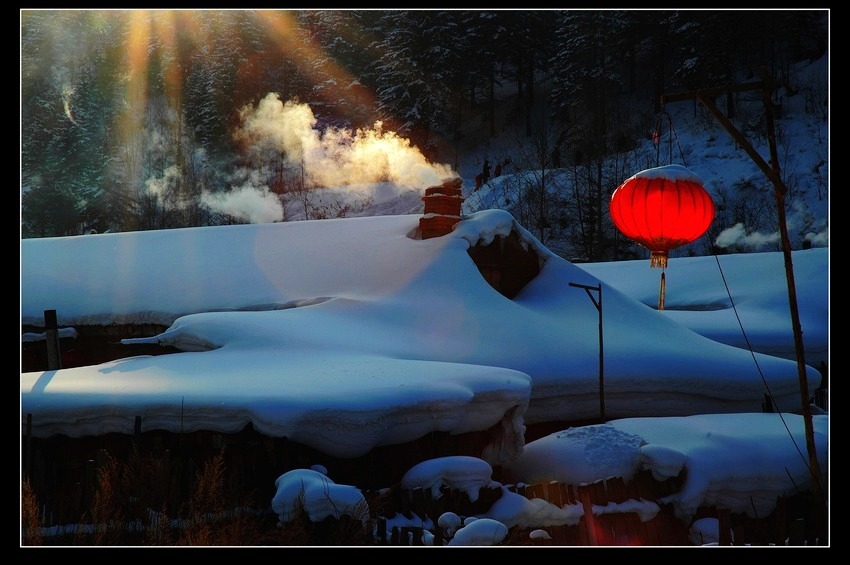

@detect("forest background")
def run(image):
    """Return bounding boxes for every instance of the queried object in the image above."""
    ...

[20,9,829,263]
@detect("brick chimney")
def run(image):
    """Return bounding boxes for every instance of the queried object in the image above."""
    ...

[419,177,464,239]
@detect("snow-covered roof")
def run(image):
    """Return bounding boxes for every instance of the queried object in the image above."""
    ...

[21,210,826,462]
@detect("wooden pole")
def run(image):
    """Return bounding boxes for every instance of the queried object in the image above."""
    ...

[661,70,824,498]
[758,65,823,499]
[570,282,604,421]
[44,309,61,370]
[596,284,604,422]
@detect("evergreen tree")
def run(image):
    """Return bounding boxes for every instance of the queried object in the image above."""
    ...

[295,10,380,128]
[548,11,636,261]
[183,10,242,159]
[498,10,557,138]
[22,10,122,236]
[370,10,466,152]
[665,11,734,92]
[20,8,828,247]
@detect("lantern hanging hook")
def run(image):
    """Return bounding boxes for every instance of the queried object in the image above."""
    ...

[653,107,687,168]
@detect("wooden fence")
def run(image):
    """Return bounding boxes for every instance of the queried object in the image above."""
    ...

[22,413,827,546]
[376,471,827,546]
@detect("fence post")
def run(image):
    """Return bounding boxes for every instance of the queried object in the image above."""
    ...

[44,309,62,370]
[547,481,563,507]
[401,489,413,519]
[411,487,425,519]
[376,517,387,545]
[578,485,600,545]
[788,518,806,545]
[718,508,733,545]
[24,413,32,478]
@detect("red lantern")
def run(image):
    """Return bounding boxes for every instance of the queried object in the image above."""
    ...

[610,164,715,308]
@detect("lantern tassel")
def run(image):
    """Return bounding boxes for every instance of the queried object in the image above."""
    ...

[650,250,668,269]
[658,270,666,311]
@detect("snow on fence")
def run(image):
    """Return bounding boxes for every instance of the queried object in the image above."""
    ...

[380,472,825,546]
[22,413,826,546]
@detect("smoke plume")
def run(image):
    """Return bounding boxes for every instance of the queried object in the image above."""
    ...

[714,222,780,251]
[234,93,456,190]
[200,183,284,224]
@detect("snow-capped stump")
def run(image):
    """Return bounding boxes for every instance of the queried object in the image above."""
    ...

[401,455,504,517]
[271,468,369,525]
[447,518,509,546]
[530,529,552,540]
[437,511,462,538]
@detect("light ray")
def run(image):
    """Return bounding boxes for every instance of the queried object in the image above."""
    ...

[254,10,378,113]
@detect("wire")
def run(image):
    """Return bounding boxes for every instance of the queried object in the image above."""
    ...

[712,254,817,491]
[654,109,688,168]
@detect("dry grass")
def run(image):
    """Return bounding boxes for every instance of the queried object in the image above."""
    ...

[176,449,266,545]
[21,443,825,547]
[21,478,42,546]
[21,446,377,546]
[81,452,124,545]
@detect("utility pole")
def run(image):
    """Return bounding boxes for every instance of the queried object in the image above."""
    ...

[661,67,823,498]
[569,282,604,422]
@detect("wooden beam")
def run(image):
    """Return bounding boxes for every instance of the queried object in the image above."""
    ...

[660,80,764,104]
[696,94,787,195]
[661,70,823,500]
